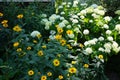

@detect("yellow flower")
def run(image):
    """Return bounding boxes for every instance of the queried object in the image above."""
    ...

[0,12,3,17]
[33,40,37,43]
[53,59,60,66]
[1,20,8,24]
[17,14,23,19]
[27,46,31,50]
[38,50,44,56]
[47,72,52,76]
[58,75,63,80]
[66,44,72,49]
[68,67,77,74]
[79,43,84,48]
[17,48,22,52]
[13,42,19,47]
[57,27,63,34]
[98,55,103,59]
[2,23,8,28]
[55,34,62,40]
[41,75,47,80]
[60,39,66,46]
[37,34,42,38]
[13,25,22,32]
[66,30,73,35]
[28,70,34,76]
[71,61,77,64]
[84,64,89,68]
[42,45,47,49]
[55,25,59,28]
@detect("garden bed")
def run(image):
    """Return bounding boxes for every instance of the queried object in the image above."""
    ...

[0,1,120,80]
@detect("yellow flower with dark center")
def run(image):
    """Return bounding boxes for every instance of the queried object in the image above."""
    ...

[66,30,73,35]
[98,55,103,59]
[13,42,19,47]
[58,75,63,79]
[57,27,63,34]
[66,44,72,49]
[41,75,47,80]
[37,34,42,38]
[84,64,89,68]
[53,59,60,66]
[55,34,62,40]
[60,39,66,46]
[68,67,77,74]
[42,45,47,49]
[0,12,3,17]
[79,43,84,48]
[47,72,52,76]
[17,48,22,52]
[2,23,8,28]
[17,14,23,19]
[13,25,22,32]
[33,40,37,43]
[28,70,34,76]
[1,20,8,24]
[38,50,44,56]
[27,46,31,50]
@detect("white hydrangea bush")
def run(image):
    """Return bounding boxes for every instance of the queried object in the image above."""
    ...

[41,0,120,79]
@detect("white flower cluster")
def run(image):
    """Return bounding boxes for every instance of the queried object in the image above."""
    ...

[30,31,41,38]
[84,38,98,46]
[115,24,120,33]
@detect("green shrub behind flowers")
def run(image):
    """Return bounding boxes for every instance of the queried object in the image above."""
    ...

[1,1,120,80]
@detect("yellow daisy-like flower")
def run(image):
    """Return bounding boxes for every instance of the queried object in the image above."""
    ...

[28,70,34,76]
[58,75,63,80]
[66,30,73,35]
[55,34,62,40]
[13,25,22,32]
[79,43,84,48]
[57,27,63,34]
[60,39,66,46]
[47,72,52,76]
[27,46,31,50]
[84,64,89,68]
[98,55,103,59]
[66,44,72,49]
[33,40,37,43]
[68,67,77,74]
[2,23,8,28]
[38,50,44,56]
[42,45,47,49]
[53,59,60,66]
[17,14,23,19]
[13,42,19,47]
[0,12,3,17]
[16,48,22,52]
[37,34,42,38]
[71,61,77,64]
[41,75,47,80]
[1,20,8,24]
